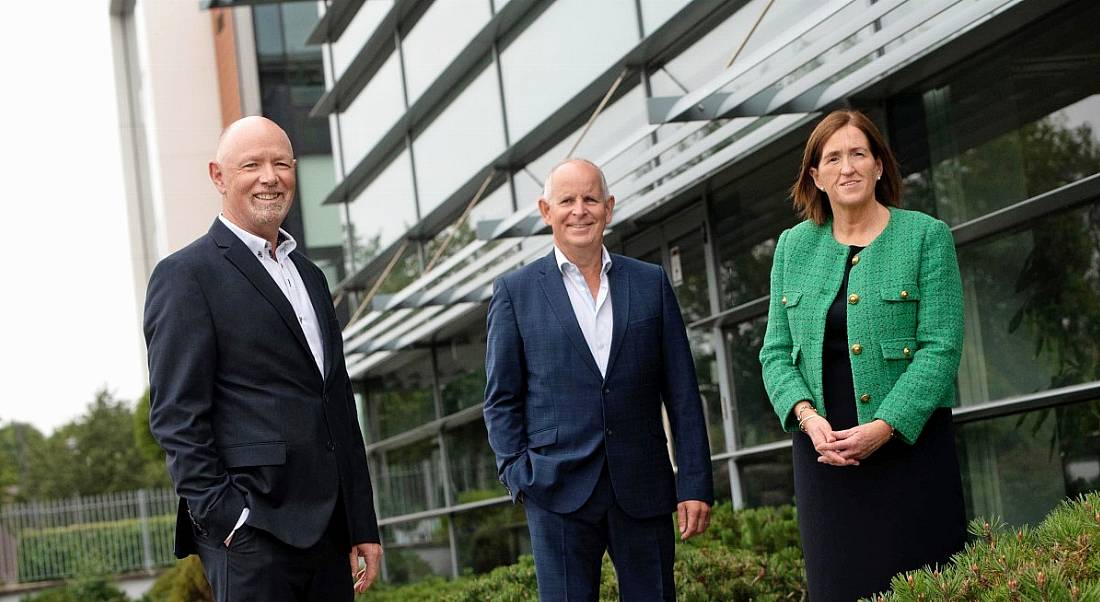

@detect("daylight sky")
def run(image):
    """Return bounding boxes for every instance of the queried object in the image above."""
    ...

[0,4,146,434]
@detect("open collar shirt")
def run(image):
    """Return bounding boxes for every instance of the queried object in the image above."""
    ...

[217,215,325,376]
[554,245,614,378]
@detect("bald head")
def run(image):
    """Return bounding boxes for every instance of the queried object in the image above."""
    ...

[215,116,294,165]
[542,159,609,201]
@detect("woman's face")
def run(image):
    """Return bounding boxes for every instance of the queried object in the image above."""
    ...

[810,124,883,211]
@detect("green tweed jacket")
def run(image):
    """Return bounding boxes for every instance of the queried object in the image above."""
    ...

[759,207,964,444]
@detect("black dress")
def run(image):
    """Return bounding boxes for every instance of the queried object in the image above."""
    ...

[791,245,967,601]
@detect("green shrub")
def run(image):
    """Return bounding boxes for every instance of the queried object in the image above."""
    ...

[355,502,807,601]
[870,491,1100,601]
[19,577,128,602]
[17,515,175,582]
[141,556,212,602]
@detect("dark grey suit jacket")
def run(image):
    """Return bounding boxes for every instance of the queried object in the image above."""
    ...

[144,219,379,558]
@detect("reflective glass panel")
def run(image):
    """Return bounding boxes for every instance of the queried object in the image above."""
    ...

[726,316,786,449]
[668,228,725,455]
[956,202,1100,406]
[345,150,419,275]
[500,0,639,141]
[329,0,393,79]
[401,0,491,104]
[444,420,502,504]
[375,438,444,517]
[381,518,451,583]
[893,0,1100,225]
[339,53,405,168]
[436,327,488,417]
[413,66,507,216]
[366,349,436,440]
[957,399,1100,527]
[638,0,690,36]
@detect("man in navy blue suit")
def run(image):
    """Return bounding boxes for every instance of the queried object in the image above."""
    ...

[484,158,713,601]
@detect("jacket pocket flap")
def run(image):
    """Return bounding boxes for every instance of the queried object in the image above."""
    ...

[880,285,921,301]
[221,442,287,468]
[781,290,804,307]
[526,427,557,449]
[791,344,802,365]
[880,338,917,360]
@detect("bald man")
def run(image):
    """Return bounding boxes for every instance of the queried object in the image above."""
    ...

[144,117,381,601]
[483,159,713,601]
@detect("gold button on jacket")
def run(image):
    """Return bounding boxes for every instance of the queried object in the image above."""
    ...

[851,343,863,355]
[860,393,871,403]
[848,293,860,305]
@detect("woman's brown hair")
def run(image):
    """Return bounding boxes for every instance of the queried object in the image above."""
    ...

[790,109,902,225]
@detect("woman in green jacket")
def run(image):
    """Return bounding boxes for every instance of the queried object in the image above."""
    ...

[759,110,966,601]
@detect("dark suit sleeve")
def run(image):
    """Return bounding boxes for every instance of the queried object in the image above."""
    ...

[483,278,527,501]
[657,267,715,505]
[144,259,246,543]
[342,376,381,544]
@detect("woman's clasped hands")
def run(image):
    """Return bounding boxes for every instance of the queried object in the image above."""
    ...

[796,403,894,466]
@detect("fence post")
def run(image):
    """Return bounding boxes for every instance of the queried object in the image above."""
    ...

[137,490,154,571]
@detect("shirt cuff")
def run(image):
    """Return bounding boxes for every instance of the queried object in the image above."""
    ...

[223,507,249,546]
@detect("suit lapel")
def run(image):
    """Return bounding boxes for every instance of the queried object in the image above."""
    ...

[605,258,630,378]
[291,252,334,382]
[536,252,603,380]
[213,221,314,369]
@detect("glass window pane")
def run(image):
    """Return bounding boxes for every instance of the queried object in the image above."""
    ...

[956,202,1100,405]
[738,447,794,508]
[726,316,786,449]
[339,53,405,168]
[345,149,419,274]
[253,5,284,60]
[436,331,488,418]
[413,66,507,216]
[330,0,393,79]
[366,349,436,440]
[957,399,1100,527]
[401,0,491,104]
[281,2,322,60]
[452,504,530,575]
[500,0,639,141]
[894,0,1100,225]
[445,420,502,504]
[375,438,444,517]
[668,228,726,455]
[381,518,451,583]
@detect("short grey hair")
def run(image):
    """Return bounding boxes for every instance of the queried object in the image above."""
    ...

[541,158,610,200]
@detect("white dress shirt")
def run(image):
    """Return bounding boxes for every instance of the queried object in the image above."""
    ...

[217,215,328,544]
[554,245,614,377]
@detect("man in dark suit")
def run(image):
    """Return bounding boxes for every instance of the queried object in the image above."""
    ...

[483,159,713,601]
[144,116,381,601]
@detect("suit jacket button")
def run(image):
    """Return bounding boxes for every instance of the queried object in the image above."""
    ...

[860,393,871,403]
[848,293,860,305]
[326,441,335,452]
[781,295,788,305]
[851,343,863,355]
[603,387,610,395]
[899,290,909,299]
[605,428,614,436]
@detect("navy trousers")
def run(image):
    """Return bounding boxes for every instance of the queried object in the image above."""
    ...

[524,464,676,601]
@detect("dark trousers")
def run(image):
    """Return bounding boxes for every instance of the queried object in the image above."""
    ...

[194,496,353,602]
[524,465,676,602]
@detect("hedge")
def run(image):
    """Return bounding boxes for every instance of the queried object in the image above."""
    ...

[144,493,1100,600]
[16,515,175,582]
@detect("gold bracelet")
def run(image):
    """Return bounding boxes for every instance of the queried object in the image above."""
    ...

[796,405,817,422]
[798,413,821,432]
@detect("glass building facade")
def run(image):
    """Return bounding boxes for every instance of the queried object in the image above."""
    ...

[284,0,1100,583]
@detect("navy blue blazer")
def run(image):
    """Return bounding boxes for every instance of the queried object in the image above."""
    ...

[483,251,714,518]
[144,219,379,557]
